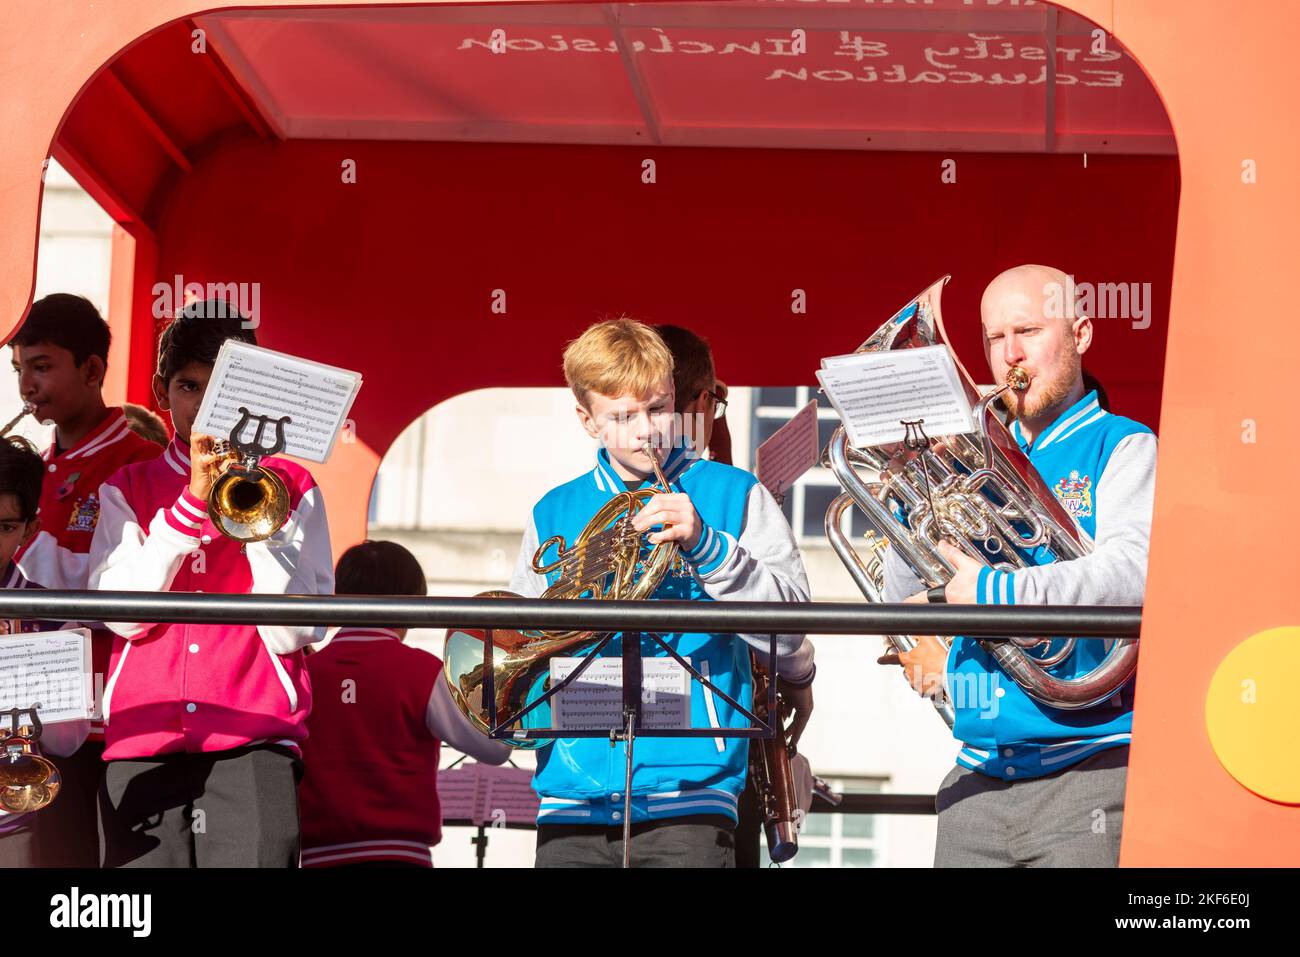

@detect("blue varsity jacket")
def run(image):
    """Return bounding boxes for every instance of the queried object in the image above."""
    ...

[508,443,813,826]
[948,389,1156,779]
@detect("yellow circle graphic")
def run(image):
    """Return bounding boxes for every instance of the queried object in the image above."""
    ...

[1205,626,1300,805]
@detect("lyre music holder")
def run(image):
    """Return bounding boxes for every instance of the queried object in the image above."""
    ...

[481,627,781,868]
[0,705,45,744]
[224,406,291,462]
[900,417,940,520]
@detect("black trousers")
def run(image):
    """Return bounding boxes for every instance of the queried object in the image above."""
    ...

[99,744,302,868]
[33,738,104,868]
[536,814,736,868]
[735,773,763,868]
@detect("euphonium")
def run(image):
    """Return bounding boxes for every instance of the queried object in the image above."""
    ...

[444,444,679,749]
[822,276,1137,713]
[0,708,61,814]
[208,407,292,544]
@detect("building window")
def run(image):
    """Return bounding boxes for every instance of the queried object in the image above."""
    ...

[751,385,872,541]
[762,776,886,868]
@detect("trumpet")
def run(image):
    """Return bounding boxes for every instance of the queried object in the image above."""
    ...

[0,708,61,814]
[207,408,292,544]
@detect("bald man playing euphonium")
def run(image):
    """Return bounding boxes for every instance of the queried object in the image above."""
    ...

[882,264,1158,867]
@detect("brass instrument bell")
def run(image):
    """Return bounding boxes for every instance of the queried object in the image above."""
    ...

[208,407,292,543]
[0,708,60,813]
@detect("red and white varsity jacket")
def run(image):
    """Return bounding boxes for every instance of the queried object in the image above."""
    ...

[17,407,161,739]
[298,627,510,868]
[87,436,334,761]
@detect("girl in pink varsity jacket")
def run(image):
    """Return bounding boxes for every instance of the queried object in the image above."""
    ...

[86,301,334,868]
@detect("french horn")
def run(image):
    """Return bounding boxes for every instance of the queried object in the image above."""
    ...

[444,443,680,749]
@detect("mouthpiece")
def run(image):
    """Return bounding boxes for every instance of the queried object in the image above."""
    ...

[1005,367,1031,392]
[642,442,671,491]
[0,403,36,437]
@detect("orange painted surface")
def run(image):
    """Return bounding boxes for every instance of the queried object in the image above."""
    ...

[104,225,135,407]
[1,0,1296,865]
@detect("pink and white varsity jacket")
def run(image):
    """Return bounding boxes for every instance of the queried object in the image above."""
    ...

[87,436,334,761]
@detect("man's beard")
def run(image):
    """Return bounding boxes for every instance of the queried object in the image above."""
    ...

[999,349,1081,422]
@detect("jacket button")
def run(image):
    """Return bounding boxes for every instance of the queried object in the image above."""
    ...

[1005,766,1017,776]
[611,811,622,821]
[47,464,56,473]
[188,644,199,654]
[186,703,197,713]
[610,793,621,802]
[200,535,211,545]
[1002,748,1014,758]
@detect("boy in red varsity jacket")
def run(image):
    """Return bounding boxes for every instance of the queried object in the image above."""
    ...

[10,294,161,867]
[0,438,90,867]
[87,300,334,868]
[299,541,510,868]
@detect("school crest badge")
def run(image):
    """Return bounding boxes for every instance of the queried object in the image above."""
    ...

[66,493,101,533]
[1053,471,1093,518]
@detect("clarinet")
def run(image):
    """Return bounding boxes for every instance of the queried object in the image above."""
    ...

[750,654,799,863]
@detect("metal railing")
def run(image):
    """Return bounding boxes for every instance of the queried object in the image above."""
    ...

[0,590,1143,638]
[4,590,1140,826]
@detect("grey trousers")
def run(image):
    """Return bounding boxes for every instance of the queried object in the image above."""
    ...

[934,745,1128,867]
[536,815,736,868]
[0,825,37,868]
[99,744,302,868]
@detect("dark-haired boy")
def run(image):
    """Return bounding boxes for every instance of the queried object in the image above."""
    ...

[88,300,334,867]
[299,540,510,868]
[10,293,161,866]
[0,438,90,866]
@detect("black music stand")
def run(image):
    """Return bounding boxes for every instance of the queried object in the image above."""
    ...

[483,627,780,868]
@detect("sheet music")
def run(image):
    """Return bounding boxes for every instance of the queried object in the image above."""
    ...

[436,764,483,823]
[480,765,541,827]
[439,762,539,826]
[550,657,691,731]
[816,345,974,447]
[0,628,93,723]
[755,399,820,501]
[192,341,362,464]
